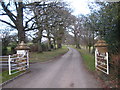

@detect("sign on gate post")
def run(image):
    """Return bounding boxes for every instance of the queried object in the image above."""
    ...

[15,41,30,71]
[94,40,109,74]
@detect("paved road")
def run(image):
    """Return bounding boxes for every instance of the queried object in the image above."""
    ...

[3,48,102,88]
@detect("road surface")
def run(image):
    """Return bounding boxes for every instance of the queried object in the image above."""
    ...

[3,48,102,88]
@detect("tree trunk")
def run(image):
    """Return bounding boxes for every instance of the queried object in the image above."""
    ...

[37,30,43,53]
[57,43,62,48]
[38,39,42,53]
[47,30,52,51]
[92,30,95,54]
[88,46,91,53]
[53,38,56,49]
[76,43,80,49]
[48,37,52,51]
[57,38,62,48]
[18,27,25,42]
[17,2,25,42]
[74,32,80,49]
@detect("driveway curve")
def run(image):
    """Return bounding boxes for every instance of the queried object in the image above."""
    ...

[3,47,102,88]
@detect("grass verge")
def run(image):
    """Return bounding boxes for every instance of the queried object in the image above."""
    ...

[78,49,95,71]
[0,70,25,84]
[30,46,69,62]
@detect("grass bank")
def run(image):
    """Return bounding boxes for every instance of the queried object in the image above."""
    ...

[30,46,69,62]
[0,70,25,84]
[77,49,95,71]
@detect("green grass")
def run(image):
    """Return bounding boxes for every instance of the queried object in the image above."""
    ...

[30,46,69,62]
[0,70,25,84]
[78,49,95,71]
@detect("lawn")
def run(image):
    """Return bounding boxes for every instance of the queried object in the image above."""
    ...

[30,46,69,62]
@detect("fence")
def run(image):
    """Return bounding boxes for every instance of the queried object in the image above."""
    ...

[0,53,29,75]
[0,56,9,72]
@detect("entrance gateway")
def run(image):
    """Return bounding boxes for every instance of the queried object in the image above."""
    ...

[9,41,30,75]
[94,40,109,74]
[0,41,30,75]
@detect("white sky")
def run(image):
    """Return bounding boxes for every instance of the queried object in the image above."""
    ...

[64,0,92,15]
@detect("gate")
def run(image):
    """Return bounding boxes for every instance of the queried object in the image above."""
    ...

[0,54,29,75]
[95,40,109,74]
[95,49,109,74]
[8,54,29,75]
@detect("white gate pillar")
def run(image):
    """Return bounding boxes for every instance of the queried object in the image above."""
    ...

[15,41,30,68]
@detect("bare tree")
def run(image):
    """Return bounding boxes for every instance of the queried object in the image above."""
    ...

[0,1,38,42]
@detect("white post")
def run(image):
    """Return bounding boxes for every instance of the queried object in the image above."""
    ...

[106,52,109,74]
[95,49,97,68]
[27,51,29,68]
[8,55,11,75]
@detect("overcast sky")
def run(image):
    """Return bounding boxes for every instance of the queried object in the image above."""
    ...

[64,0,91,15]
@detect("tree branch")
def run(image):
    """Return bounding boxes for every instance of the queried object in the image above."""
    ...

[24,16,36,29]
[42,35,54,39]
[1,2,17,25]
[0,19,16,28]
[14,2,18,12]
[0,13,7,15]
[25,22,36,31]
[25,27,38,31]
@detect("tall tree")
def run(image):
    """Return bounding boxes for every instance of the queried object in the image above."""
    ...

[0,1,38,42]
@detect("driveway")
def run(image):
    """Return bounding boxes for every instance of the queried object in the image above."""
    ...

[3,47,102,88]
